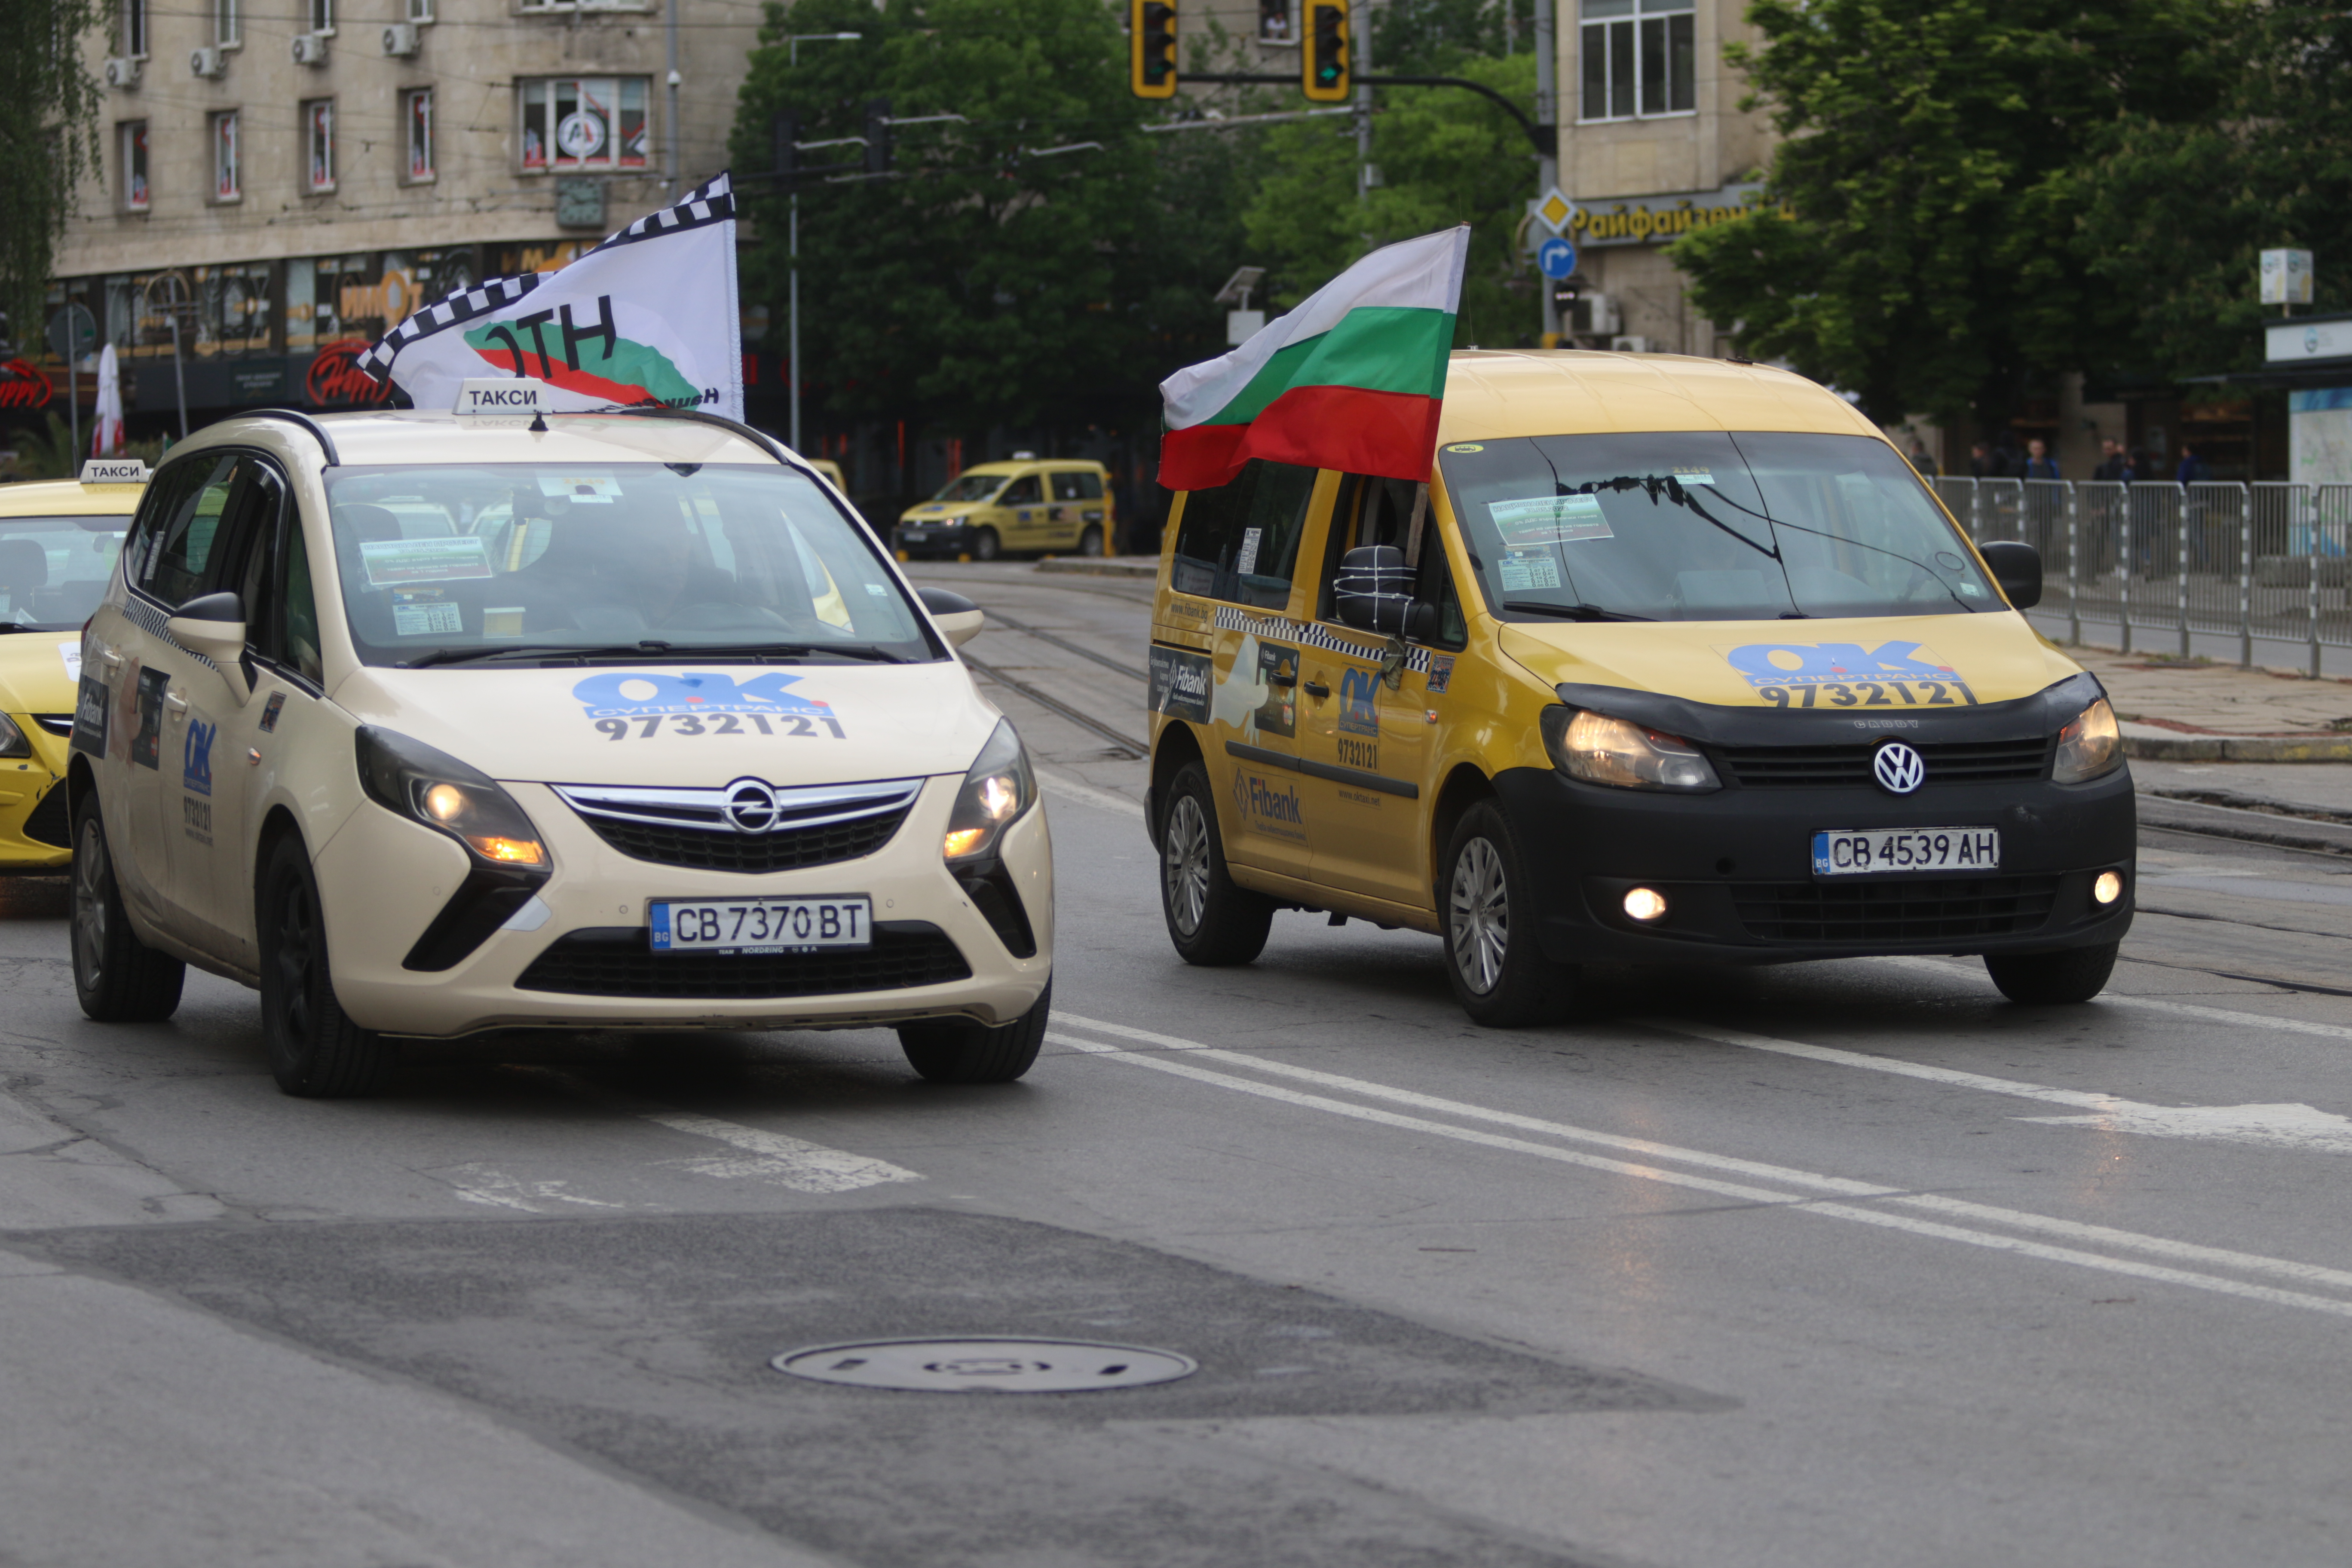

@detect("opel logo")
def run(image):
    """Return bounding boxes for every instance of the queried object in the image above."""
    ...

[721,777,781,833]
[1872,740,1926,795]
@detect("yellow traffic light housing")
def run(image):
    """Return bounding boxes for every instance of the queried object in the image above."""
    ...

[1302,0,1349,101]
[1131,0,1178,99]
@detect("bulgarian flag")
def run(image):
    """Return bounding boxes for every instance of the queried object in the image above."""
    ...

[1158,226,1470,491]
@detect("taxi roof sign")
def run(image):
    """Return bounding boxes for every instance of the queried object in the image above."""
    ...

[454,378,554,415]
[79,459,151,485]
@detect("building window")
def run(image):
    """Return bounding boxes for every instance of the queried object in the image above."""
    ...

[211,110,239,201]
[407,0,434,18]
[1580,0,1694,121]
[120,121,149,211]
[309,0,333,33]
[304,99,335,192]
[214,0,238,46]
[404,89,435,181]
[120,0,147,56]
[519,77,650,172]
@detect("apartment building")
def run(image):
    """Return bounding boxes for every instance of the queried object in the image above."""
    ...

[41,0,756,428]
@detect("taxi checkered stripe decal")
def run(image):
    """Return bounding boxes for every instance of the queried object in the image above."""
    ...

[1210,604,1431,674]
[356,172,734,386]
[123,594,217,671]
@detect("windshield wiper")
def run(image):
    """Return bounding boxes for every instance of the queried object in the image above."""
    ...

[397,639,912,669]
[1503,600,1656,623]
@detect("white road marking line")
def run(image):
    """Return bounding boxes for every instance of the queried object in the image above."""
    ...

[1639,1019,2352,1155]
[1035,766,1147,821]
[435,1163,631,1214]
[637,1111,924,1195]
[1049,1015,2352,1303]
[1873,954,2352,1042]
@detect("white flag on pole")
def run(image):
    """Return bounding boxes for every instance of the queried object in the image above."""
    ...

[359,173,743,420]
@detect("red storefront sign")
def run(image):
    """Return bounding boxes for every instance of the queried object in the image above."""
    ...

[304,341,395,407]
[0,359,55,410]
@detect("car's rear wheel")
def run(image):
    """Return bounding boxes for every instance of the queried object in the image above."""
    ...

[70,793,185,1023]
[1158,761,1273,966]
[1077,524,1105,557]
[1984,941,2119,1004]
[899,980,1050,1084]
[1443,800,1572,1027]
[259,833,397,1097]
[971,527,1001,562]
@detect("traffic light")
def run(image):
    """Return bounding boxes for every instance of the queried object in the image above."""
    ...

[1131,0,1177,99]
[864,98,893,175]
[771,110,799,181]
[1302,0,1348,101]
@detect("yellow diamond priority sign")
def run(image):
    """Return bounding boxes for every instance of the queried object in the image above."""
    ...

[1534,188,1576,234]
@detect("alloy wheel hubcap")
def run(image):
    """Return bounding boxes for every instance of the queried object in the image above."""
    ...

[275,874,315,1041]
[1164,796,1211,937]
[73,818,106,985]
[1449,837,1509,994]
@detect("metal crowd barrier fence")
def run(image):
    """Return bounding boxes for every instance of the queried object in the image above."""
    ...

[1922,475,2348,673]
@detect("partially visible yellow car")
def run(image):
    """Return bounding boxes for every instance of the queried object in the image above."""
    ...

[0,468,144,871]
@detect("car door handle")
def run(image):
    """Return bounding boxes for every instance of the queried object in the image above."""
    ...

[163,692,188,714]
[1302,681,1331,699]
[98,649,123,668]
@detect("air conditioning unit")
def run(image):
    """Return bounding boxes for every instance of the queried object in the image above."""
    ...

[291,31,330,64]
[1570,293,1619,336]
[1609,335,1655,354]
[190,45,225,78]
[381,22,420,56]
[103,56,141,88]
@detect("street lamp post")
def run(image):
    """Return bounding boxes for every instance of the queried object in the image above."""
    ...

[787,31,863,455]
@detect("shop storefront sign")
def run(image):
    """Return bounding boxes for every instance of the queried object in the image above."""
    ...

[1570,183,1787,248]
[0,359,55,410]
[306,341,396,407]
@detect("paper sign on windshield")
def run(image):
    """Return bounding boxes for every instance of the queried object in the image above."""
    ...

[538,475,621,504]
[1489,494,1613,546]
[359,535,493,587]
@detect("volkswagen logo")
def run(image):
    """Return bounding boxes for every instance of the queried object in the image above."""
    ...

[1871,740,1926,795]
[721,777,781,833]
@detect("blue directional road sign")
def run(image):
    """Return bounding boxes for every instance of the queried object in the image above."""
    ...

[1537,237,1577,279]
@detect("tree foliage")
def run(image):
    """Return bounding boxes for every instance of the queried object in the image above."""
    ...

[2070,0,2352,380]
[731,0,1241,433]
[1243,52,1540,345]
[0,0,103,354]
[1670,0,2235,425]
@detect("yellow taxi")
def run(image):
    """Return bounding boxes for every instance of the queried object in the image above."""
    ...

[896,456,1114,561]
[1144,352,2133,1025]
[0,463,145,872]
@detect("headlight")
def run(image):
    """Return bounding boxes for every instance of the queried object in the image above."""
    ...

[943,719,1036,860]
[2052,697,2122,783]
[355,726,547,866]
[1540,707,1721,792]
[0,714,28,760]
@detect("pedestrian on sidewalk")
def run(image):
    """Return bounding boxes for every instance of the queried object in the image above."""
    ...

[1968,440,1997,478]
[2177,442,2213,568]
[2092,438,2128,481]
[2024,438,2061,480]
[1908,435,1938,477]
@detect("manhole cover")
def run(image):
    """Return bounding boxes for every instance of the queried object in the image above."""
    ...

[771,1337,1197,1393]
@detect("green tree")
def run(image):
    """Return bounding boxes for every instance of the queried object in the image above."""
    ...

[2071,0,2352,380]
[1670,0,2236,426]
[1242,52,1542,345]
[730,0,1242,435]
[0,0,103,353]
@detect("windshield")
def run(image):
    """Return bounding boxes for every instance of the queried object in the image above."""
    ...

[321,463,933,668]
[931,473,1006,504]
[1438,432,1996,622]
[0,513,130,631]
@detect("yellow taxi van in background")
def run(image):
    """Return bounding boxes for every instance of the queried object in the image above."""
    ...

[0,462,146,872]
[896,456,1113,561]
[1144,352,2133,1026]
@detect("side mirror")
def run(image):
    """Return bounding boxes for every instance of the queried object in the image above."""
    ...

[1334,545,1413,634]
[918,585,985,650]
[165,591,251,704]
[1977,540,2042,610]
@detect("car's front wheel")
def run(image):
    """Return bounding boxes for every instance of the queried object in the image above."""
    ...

[258,833,397,1097]
[70,792,185,1023]
[971,527,1001,562]
[1158,761,1274,966]
[898,980,1050,1083]
[1442,800,1572,1027]
[1077,524,1105,557]
[1984,941,2119,1004]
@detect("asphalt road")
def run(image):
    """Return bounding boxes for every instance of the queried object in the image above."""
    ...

[4,565,2351,1568]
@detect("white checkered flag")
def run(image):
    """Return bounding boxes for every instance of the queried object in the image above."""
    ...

[359,172,743,420]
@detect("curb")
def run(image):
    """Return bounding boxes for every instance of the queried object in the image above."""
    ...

[1036,557,1157,579]
[2121,728,2352,763]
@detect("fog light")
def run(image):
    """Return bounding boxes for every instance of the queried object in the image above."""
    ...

[2094,870,2123,906]
[1623,887,1669,922]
